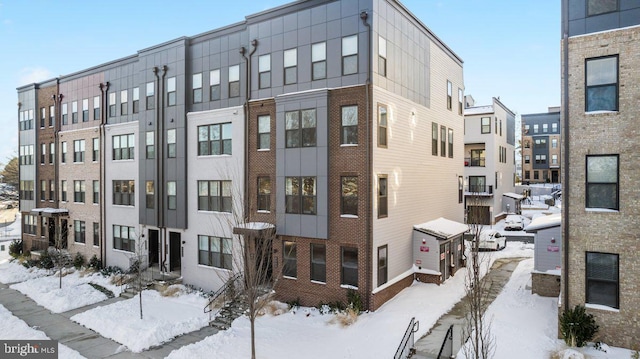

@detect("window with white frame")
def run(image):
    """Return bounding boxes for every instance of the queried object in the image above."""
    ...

[92,138,99,162]
[448,128,454,158]
[40,143,46,164]
[311,42,326,80]
[73,180,85,203]
[167,181,177,210]
[552,154,558,165]
[198,235,232,269]
[49,142,55,164]
[310,243,326,282]
[192,73,202,103]
[586,251,618,309]
[112,134,134,160]
[82,99,89,122]
[432,122,438,156]
[132,87,139,113]
[93,96,100,121]
[341,176,358,216]
[210,69,220,101]
[378,245,388,286]
[285,109,316,148]
[341,105,358,145]
[586,154,618,210]
[378,36,386,77]
[74,220,86,243]
[198,123,232,155]
[146,131,155,159]
[446,81,452,110]
[61,142,67,163]
[481,117,490,133]
[342,35,358,75]
[93,180,99,204]
[73,139,85,163]
[49,105,55,126]
[284,48,297,85]
[258,54,271,89]
[108,93,116,117]
[552,138,558,148]
[258,115,270,150]
[72,101,78,123]
[552,122,558,132]
[146,82,155,110]
[378,175,388,218]
[586,55,618,112]
[197,180,232,212]
[167,129,176,158]
[229,65,240,98]
[440,126,446,157]
[49,180,54,201]
[167,77,176,106]
[341,247,358,287]
[458,88,464,115]
[61,180,67,202]
[40,180,46,201]
[40,107,45,128]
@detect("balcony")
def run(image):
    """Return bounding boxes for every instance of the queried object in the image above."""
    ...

[465,185,493,196]
[464,157,485,167]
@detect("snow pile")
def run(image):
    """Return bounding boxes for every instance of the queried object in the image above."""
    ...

[71,289,209,353]
[0,304,85,359]
[0,259,50,284]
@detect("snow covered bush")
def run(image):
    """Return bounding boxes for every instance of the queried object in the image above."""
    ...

[560,305,598,347]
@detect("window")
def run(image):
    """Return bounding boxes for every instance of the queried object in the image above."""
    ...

[118,90,126,115]
[534,124,539,133]
[378,105,387,147]
[552,154,558,165]
[40,143,46,164]
[378,245,388,286]
[341,105,358,145]
[524,155,530,164]
[112,134,135,160]
[552,123,558,132]
[198,123,232,155]
[257,177,271,212]
[258,115,270,150]
[82,99,89,122]
[535,154,547,164]
[146,131,155,159]
[40,107,45,128]
[458,88,464,115]
[283,241,297,278]
[311,42,327,80]
[198,235,232,270]
[524,124,530,134]
[285,177,316,214]
[448,128,454,158]
[543,123,548,133]
[62,103,68,124]
[481,117,490,133]
[586,252,618,309]
[23,215,36,235]
[19,145,29,165]
[192,73,203,103]
[499,120,502,136]
[72,101,78,123]
[167,129,176,158]
[92,138,99,162]
[132,87,139,113]
[525,171,530,180]
[378,36,387,77]
[108,93,116,117]
[146,181,154,209]
[49,180,54,201]
[40,180,46,201]
[534,171,540,180]
[587,0,617,16]
[552,138,558,148]
[74,180,85,203]
[284,48,297,85]
[458,176,463,204]
[93,180,99,204]
[285,109,316,148]
[19,110,31,130]
[167,77,176,106]
[447,81,452,110]
[341,247,358,287]
[146,82,155,110]
[535,138,547,148]
[198,180,232,212]
[341,176,358,216]
[113,225,135,252]
[49,105,55,126]
[61,180,67,202]
[167,181,177,210]
[229,65,240,98]
[210,69,220,101]
[113,180,135,206]
[469,176,486,193]
[258,54,271,89]
[432,122,438,156]
[378,176,388,218]
[586,155,618,210]
[342,35,358,75]
[586,56,618,112]
[74,220,86,244]
[93,222,100,246]
[524,140,530,149]
[18,181,33,200]
[310,243,326,282]
[440,126,446,157]
[495,118,498,134]
[93,96,100,121]
[73,140,85,163]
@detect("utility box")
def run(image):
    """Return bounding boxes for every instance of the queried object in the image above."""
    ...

[413,217,468,284]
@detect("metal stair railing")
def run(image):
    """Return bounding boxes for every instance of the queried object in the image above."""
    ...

[204,273,244,315]
[437,324,454,359]
[394,317,419,359]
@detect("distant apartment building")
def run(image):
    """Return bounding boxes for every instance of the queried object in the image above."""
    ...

[463,96,516,224]
[17,0,464,311]
[521,107,561,184]
[561,0,640,348]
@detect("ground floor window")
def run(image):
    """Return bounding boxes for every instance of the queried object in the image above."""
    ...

[341,247,358,287]
[586,252,618,309]
[378,245,387,286]
[113,225,135,252]
[198,235,232,270]
[310,243,326,282]
[283,241,297,278]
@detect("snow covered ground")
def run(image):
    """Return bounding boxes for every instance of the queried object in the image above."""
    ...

[0,304,85,359]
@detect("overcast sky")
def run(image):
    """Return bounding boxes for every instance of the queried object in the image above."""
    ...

[0,0,559,164]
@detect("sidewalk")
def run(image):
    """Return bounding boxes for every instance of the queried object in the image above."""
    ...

[0,282,218,358]
[411,257,525,359]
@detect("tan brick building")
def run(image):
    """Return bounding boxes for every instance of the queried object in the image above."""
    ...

[561,0,640,348]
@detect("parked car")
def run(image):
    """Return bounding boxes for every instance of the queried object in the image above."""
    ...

[478,230,506,251]
[504,214,524,231]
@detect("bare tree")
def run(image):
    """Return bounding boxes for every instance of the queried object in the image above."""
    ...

[49,218,71,289]
[126,229,147,320]
[461,194,495,359]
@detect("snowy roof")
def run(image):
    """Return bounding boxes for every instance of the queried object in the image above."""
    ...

[464,105,493,115]
[234,222,275,230]
[30,208,69,215]
[524,213,561,232]
[503,192,524,200]
[413,217,468,239]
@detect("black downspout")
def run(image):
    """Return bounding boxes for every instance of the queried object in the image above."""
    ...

[561,0,570,312]
[98,81,109,266]
[241,40,257,222]
[360,10,372,310]
[159,66,168,273]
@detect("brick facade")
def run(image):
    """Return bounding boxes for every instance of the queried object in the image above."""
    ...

[532,272,560,297]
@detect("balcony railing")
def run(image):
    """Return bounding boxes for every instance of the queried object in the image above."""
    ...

[30,238,50,252]
[465,185,493,194]
[464,157,485,167]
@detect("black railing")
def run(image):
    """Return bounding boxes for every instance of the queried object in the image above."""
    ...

[204,272,244,315]
[437,324,454,359]
[30,238,49,252]
[464,157,485,167]
[466,185,493,194]
[394,317,419,359]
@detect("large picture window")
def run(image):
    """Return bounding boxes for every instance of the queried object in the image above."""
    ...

[113,225,135,252]
[112,134,135,160]
[586,155,618,210]
[198,180,232,212]
[586,56,618,112]
[285,110,316,148]
[113,180,135,206]
[285,177,316,215]
[586,252,619,309]
[198,235,232,270]
[198,123,232,156]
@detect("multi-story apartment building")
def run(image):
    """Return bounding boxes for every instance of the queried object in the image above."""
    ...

[17,0,464,311]
[521,107,561,184]
[463,96,516,224]
[561,0,640,348]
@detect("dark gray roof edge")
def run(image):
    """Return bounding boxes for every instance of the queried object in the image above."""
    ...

[493,97,516,117]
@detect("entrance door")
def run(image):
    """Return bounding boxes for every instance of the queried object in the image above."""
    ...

[148,229,159,268]
[444,242,451,280]
[169,232,181,272]
[552,170,559,183]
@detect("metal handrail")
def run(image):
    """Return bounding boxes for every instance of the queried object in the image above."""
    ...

[204,272,244,314]
[393,317,419,359]
[437,324,454,359]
